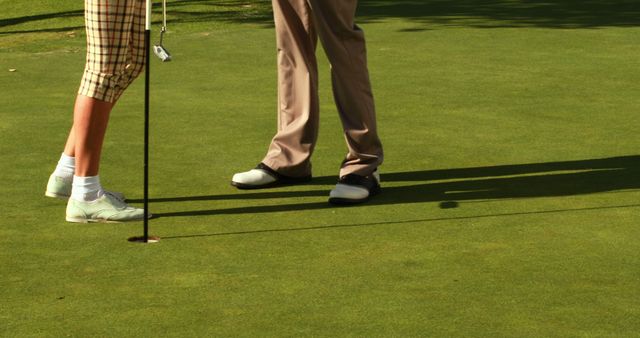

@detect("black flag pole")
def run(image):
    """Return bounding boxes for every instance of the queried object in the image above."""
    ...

[143,0,151,243]
[130,0,158,243]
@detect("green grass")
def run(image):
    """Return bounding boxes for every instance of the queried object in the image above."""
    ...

[1,1,640,336]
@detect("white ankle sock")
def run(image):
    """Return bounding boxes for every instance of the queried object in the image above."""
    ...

[53,153,75,180]
[71,175,105,202]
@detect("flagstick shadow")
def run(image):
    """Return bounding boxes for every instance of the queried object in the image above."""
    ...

[159,203,640,240]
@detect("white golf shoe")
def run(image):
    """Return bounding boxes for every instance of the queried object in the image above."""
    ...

[231,163,311,189]
[66,192,145,223]
[45,174,125,201]
[329,170,381,205]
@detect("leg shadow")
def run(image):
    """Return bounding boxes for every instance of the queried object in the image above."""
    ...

[150,155,640,218]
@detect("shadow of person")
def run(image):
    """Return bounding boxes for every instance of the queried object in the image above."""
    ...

[357,0,640,29]
[150,155,640,218]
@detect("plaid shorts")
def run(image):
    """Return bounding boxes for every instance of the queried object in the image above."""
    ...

[79,0,146,103]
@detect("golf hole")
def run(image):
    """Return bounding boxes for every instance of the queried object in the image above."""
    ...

[439,201,459,209]
[128,236,161,243]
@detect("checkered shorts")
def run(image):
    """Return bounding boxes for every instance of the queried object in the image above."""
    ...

[79,0,146,103]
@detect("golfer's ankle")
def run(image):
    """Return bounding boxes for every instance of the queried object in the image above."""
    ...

[52,153,75,180]
[71,175,105,202]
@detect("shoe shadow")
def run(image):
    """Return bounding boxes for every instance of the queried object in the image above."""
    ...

[146,155,640,218]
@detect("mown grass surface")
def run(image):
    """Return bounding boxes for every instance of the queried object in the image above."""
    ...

[1,1,639,336]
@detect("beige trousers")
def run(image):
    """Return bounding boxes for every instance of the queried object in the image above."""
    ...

[262,0,384,178]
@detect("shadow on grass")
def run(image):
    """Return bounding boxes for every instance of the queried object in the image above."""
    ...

[0,9,84,35]
[358,0,640,29]
[160,203,640,239]
[148,155,640,219]
[0,1,272,35]
[0,10,83,28]
[2,0,638,35]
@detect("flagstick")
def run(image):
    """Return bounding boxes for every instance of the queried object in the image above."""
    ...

[143,0,151,243]
[128,0,159,244]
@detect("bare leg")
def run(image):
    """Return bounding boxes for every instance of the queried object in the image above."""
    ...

[71,94,113,177]
[62,125,75,157]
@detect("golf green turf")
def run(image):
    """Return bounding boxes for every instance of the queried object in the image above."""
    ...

[1,1,639,336]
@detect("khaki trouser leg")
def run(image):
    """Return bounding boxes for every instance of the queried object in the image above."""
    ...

[264,0,383,178]
[263,0,319,178]
[308,0,383,177]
